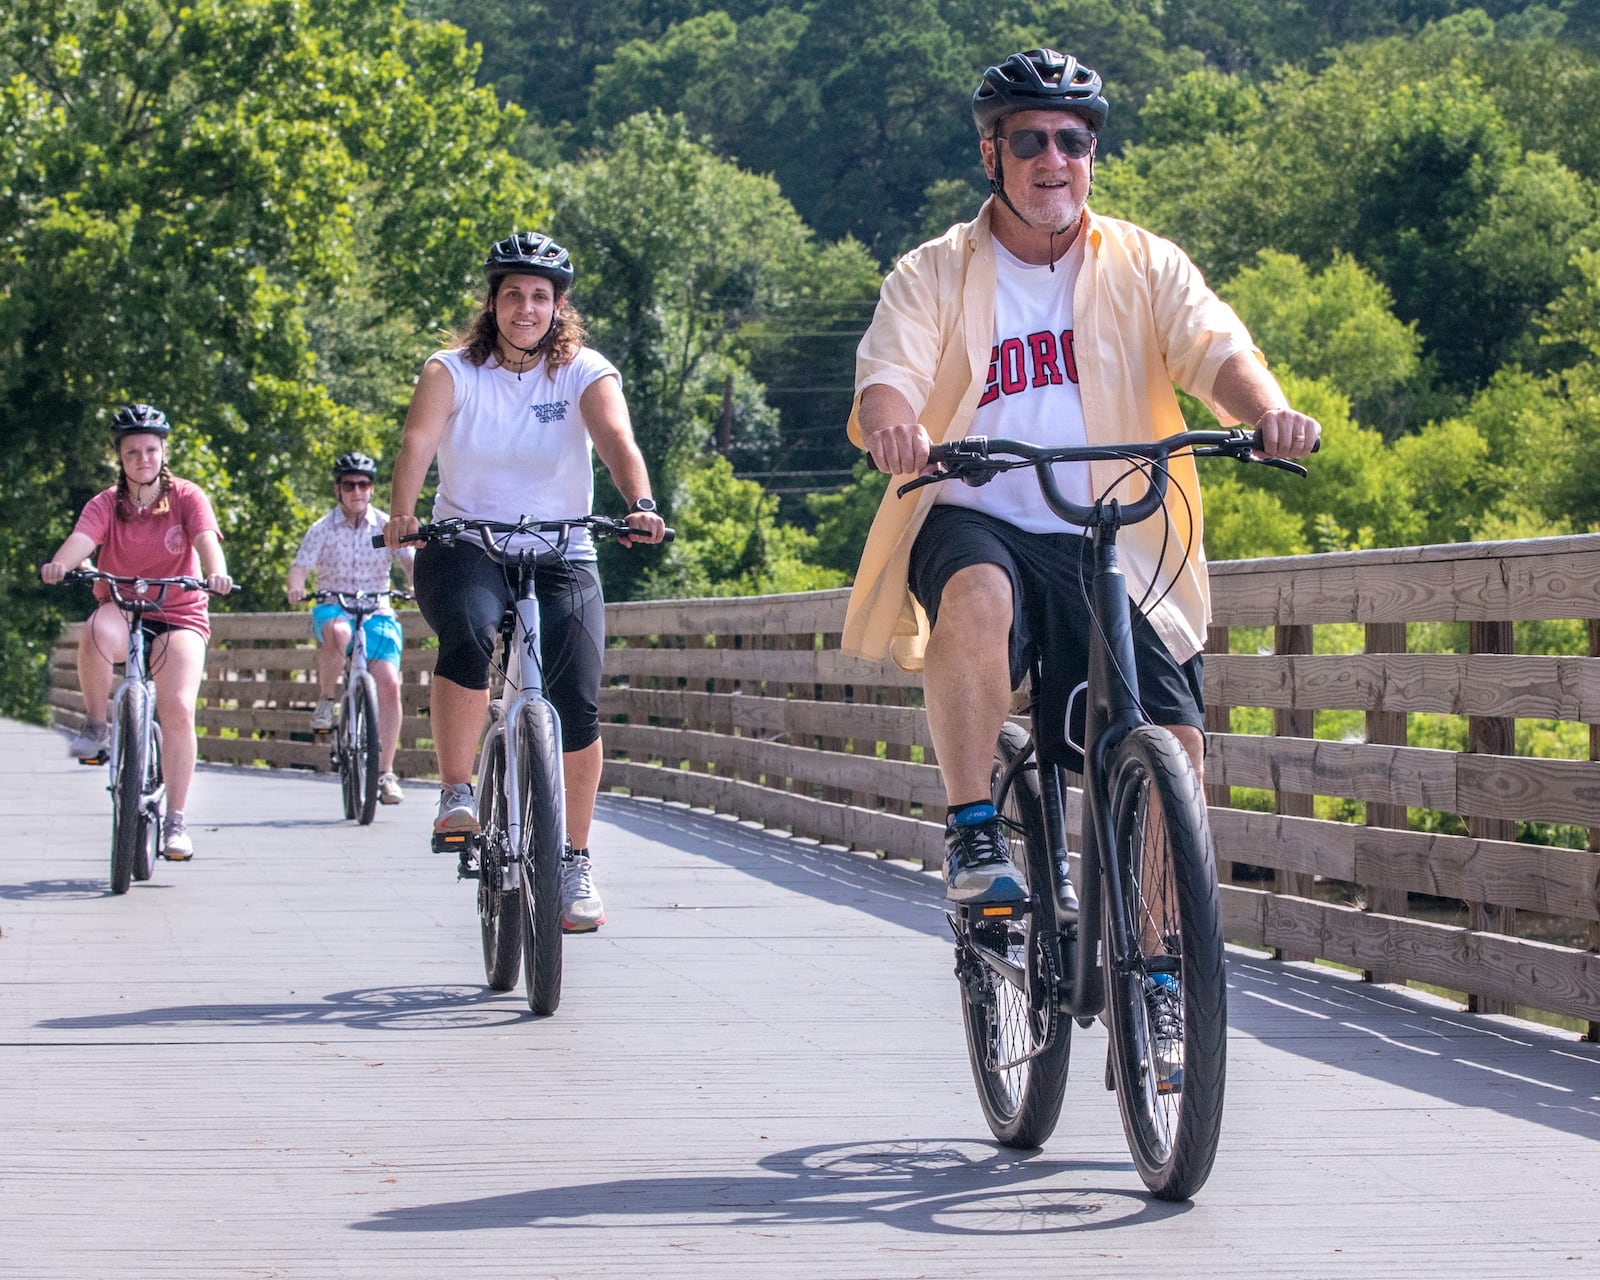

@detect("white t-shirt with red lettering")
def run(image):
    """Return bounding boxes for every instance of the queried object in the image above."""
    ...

[936,235,1092,534]
[72,478,222,638]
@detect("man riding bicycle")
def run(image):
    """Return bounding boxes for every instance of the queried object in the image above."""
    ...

[286,452,415,806]
[845,48,1321,910]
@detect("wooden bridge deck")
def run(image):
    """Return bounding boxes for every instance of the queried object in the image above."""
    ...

[3,716,1598,1278]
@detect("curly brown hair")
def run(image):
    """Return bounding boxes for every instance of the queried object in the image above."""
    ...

[457,283,589,371]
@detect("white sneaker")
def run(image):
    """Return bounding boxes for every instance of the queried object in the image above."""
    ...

[377,772,404,805]
[433,782,478,834]
[310,698,336,732]
[1145,972,1184,1093]
[162,811,194,861]
[68,721,111,761]
[560,852,605,933]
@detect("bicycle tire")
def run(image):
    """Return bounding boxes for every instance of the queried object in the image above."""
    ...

[958,721,1073,1148]
[517,700,564,1016]
[110,688,147,895]
[133,720,162,882]
[1102,725,1226,1201]
[353,674,380,826]
[476,732,522,990]
[338,697,357,821]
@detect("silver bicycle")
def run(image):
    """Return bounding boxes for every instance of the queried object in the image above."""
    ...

[388,515,670,1015]
[304,589,413,825]
[56,569,224,894]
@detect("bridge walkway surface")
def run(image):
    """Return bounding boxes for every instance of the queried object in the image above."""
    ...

[2,717,1597,1278]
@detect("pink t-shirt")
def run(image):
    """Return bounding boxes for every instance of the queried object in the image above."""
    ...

[73,478,222,639]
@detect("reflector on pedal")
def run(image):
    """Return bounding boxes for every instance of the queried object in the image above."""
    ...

[980,904,1018,917]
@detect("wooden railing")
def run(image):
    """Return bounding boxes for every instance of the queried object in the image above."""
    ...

[50,535,1600,1031]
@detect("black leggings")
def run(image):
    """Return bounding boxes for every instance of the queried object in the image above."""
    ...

[413,540,606,752]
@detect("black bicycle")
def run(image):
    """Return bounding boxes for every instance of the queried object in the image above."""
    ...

[302,589,413,825]
[384,515,670,1015]
[54,569,229,894]
[900,427,1309,1201]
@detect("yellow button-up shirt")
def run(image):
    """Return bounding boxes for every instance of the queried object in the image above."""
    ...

[843,200,1264,672]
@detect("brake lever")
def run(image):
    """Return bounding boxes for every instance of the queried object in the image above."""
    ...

[1257,456,1309,478]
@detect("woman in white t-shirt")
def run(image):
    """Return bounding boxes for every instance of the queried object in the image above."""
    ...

[385,232,665,933]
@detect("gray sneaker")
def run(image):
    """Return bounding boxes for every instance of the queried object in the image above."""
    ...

[943,814,1026,904]
[377,772,404,805]
[433,782,478,834]
[1145,971,1184,1093]
[560,851,605,933]
[68,721,111,762]
[310,698,336,732]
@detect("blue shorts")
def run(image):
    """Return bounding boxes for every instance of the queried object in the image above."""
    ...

[311,604,404,668]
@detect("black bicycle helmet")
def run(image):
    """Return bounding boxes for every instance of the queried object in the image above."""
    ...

[332,451,378,480]
[109,403,171,438]
[484,231,575,295]
[972,49,1109,135]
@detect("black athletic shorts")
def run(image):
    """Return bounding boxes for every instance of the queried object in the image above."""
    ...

[413,539,606,752]
[908,505,1204,773]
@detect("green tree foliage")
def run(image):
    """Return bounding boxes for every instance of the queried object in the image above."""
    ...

[0,0,537,717]
[637,454,847,598]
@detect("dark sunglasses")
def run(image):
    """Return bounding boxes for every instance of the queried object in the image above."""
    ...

[997,127,1096,160]
[338,478,373,491]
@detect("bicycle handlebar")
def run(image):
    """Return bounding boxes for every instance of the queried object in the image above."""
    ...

[899,428,1313,527]
[370,513,675,551]
[54,567,237,607]
[301,588,415,610]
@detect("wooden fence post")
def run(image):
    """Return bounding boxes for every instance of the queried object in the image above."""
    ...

[1363,622,1409,985]
[1274,623,1316,962]
[1467,620,1516,1016]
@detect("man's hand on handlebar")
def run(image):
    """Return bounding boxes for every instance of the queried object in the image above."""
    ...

[1255,407,1321,461]
[381,514,421,551]
[618,510,667,549]
[863,420,934,478]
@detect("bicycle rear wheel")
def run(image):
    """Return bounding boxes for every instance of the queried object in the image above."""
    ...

[110,688,147,895]
[133,720,162,882]
[517,700,564,1016]
[476,731,522,991]
[1102,725,1226,1201]
[957,722,1072,1148]
[351,674,380,826]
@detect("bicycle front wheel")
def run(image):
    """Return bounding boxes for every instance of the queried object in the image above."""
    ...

[110,689,148,895]
[1102,725,1226,1201]
[958,722,1072,1148]
[476,732,522,991]
[517,700,564,1016]
[352,675,380,826]
[133,720,162,882]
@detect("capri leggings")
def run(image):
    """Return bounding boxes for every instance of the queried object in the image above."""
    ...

[413,539,606,752]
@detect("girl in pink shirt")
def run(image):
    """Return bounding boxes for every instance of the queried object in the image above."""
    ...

[40,405,232,860]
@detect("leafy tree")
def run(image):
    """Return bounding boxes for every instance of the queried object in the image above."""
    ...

[0,0,538,717]
[638,454,847,598]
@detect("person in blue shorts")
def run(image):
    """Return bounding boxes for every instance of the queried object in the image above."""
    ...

[286,452,415,806]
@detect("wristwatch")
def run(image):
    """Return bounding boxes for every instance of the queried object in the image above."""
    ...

[629,497,658,515]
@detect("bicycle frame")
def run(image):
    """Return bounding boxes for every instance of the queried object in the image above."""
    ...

[473,541,569,893]
[105,591,164,830]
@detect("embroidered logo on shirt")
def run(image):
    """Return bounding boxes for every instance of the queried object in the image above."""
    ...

[530,399,570,424]
[164,524,188,556]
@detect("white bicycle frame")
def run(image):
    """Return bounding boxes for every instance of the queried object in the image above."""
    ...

[106,588,166,837]
[477,552,569,891]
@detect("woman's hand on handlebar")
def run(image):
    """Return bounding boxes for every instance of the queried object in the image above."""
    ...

[382,514,421,550]
[1255,407,1321,461]
[39,560,67,585]
[618,510,667,549]
[205,573,234,595]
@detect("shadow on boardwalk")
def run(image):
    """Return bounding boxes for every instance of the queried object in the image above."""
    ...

[352,1138,1192,1238]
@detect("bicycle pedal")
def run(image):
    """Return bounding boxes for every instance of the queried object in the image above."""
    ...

[431,828,477,856]
[76,752,108,767]
[957,898,1029,922]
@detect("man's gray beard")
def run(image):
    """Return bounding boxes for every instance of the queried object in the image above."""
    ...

[1012,190,1085,232]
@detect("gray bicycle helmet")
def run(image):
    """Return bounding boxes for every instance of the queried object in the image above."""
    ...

[484,231,575,295]
[332,451,378,480]
[972,49,1109,135]
[109,403,171,438]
